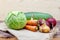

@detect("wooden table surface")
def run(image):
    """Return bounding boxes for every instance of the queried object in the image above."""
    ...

[0,21,60,40]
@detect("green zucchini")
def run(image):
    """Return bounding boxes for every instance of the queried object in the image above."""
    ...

[25,12,53,20]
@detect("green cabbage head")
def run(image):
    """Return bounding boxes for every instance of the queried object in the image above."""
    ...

[5,11,27,30]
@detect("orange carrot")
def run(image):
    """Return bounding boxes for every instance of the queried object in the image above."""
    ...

[27,20,38,26]
[25,25,38,32]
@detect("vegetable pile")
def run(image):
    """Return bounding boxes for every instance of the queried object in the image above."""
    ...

[5,11,57,33]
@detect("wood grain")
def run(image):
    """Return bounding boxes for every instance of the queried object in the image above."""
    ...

[52,38,60,40]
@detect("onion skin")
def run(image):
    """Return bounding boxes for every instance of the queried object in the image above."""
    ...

[38,19,50,26]
[46,21,50,27]
[46,18,57,27]
[39,23,50,33]
[38,19,53,29]
[38,19,43,26]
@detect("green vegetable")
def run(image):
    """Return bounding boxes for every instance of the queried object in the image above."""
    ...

[5,11,27,30]
[25,12,53,20]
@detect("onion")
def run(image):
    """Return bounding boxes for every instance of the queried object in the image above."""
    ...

[46,18,57,27]
[38,19,50,26]
[38,19,53,29]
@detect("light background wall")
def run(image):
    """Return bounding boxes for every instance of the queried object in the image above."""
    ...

[0,0,60,20]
